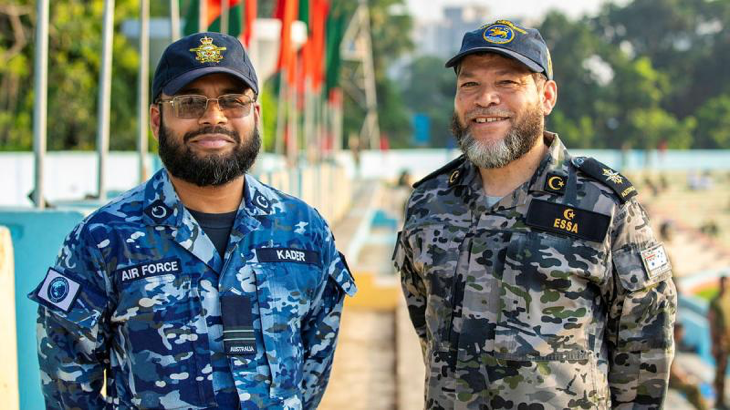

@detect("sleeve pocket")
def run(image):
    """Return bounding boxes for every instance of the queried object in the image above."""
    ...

[613,244,672,292]
[31,288,105,340]
[330,251,357,297]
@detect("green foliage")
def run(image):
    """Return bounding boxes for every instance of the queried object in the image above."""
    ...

[400,55,455,147]
[339,0,414,148]
[0,0,141,151]
[625,108,695,149]
[695,94,730,148]
[547,111,596,149]
[259,79,278,152]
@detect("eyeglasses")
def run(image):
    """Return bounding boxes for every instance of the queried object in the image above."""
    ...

[157,94,255,119]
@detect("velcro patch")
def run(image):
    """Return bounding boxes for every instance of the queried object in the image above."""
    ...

[257,248,320,266]
[116,258,182,283]
[525,199,611,242]
[221,295,256,355]
[641,244,672,279]
[544,173,567,195]
[37,268,82,312]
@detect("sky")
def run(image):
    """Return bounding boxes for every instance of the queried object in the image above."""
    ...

[405,0,631,23]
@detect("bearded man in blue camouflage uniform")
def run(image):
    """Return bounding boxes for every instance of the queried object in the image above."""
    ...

[393,20,676,409]
[29,32,356,409]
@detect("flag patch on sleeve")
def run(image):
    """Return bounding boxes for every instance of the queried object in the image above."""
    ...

[640,244,672,279]
[36,268,82,312]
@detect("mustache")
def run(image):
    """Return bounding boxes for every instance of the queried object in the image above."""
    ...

[464,108,514,121]
[183,126,240,143]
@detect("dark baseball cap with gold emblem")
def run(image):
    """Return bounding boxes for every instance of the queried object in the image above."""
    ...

[152,32,259,100]
[445,19,553,80]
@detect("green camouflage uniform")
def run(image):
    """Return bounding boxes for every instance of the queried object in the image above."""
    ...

[393,133,676,409]
[708,290,730,406]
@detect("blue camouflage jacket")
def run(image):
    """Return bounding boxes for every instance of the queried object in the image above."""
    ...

[30,169,357,409]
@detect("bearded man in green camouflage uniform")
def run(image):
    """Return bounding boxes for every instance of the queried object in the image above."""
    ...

[393,20,676,409]
[709,276,730,408]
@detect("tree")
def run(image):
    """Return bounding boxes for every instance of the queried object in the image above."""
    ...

[694,94,730,149]
[0,0,141,151]
[400,55,455,148]
[339,0,414,148]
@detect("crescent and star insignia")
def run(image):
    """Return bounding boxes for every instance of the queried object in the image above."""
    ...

[144,199,173,223]
[544,172,567,195]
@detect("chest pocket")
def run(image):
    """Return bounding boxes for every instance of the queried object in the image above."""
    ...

[251,256,321,398]
[494,231,608,361]
[113,273,214,408]
[406,224,468,351]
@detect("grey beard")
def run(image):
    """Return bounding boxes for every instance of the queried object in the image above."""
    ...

[459,129,528,169]
[450,107,543,169]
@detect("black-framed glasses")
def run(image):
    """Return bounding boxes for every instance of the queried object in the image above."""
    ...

[157,94,255,119]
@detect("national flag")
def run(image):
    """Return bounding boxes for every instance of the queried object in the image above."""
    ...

[183,0,257,44]
[243,0,257,46]
[274,0,300,85]
[325,2,346,99]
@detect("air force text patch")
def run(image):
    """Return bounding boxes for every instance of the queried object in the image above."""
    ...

[257,248,320,266]
[641,244,672,278]
[526,199,611,242]
[37,268,82,312]
[116,258,182,283]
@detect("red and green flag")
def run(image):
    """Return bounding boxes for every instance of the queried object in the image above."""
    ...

[325,2,346,99]
[274,0,300,85]
[183,0,257,45]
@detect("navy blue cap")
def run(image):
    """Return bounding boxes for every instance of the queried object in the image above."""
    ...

[446,20,553,80]
[152,32,259,100]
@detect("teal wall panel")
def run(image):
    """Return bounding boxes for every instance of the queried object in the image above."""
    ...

[0,209,85,410]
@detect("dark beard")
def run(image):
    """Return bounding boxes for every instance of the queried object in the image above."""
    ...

[158,111,261,186]
[450,101,544,169]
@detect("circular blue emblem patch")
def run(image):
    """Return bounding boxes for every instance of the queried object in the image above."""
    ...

[48,277,70,303]
[483,24,514,44]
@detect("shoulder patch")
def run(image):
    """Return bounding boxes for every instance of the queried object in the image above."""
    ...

[571,157,637,203]
[412,155,467,189]
[36,268,82,312]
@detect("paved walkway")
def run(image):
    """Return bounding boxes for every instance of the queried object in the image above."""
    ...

[319,179,424,410]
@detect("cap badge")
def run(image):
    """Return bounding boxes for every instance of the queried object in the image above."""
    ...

[483,23,514,44]
[482,20,526,45]
[189,36,227,63]
[602,168,624,185]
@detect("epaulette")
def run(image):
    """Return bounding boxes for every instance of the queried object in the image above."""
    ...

[571,157,637,203]
[413,155,467,189]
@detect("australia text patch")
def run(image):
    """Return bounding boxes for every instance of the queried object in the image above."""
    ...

[116,258,182,283]
[257,248,320,266]
[221,295,256,355]
[526,199,611,242]
[641,244,672,279]
[37,268,82,312]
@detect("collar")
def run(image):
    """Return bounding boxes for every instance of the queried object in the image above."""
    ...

[141,170,279,227]
[450,132,572,210]
[142,169,186,227]
[243,174,279,217]
[527,132,572,196]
